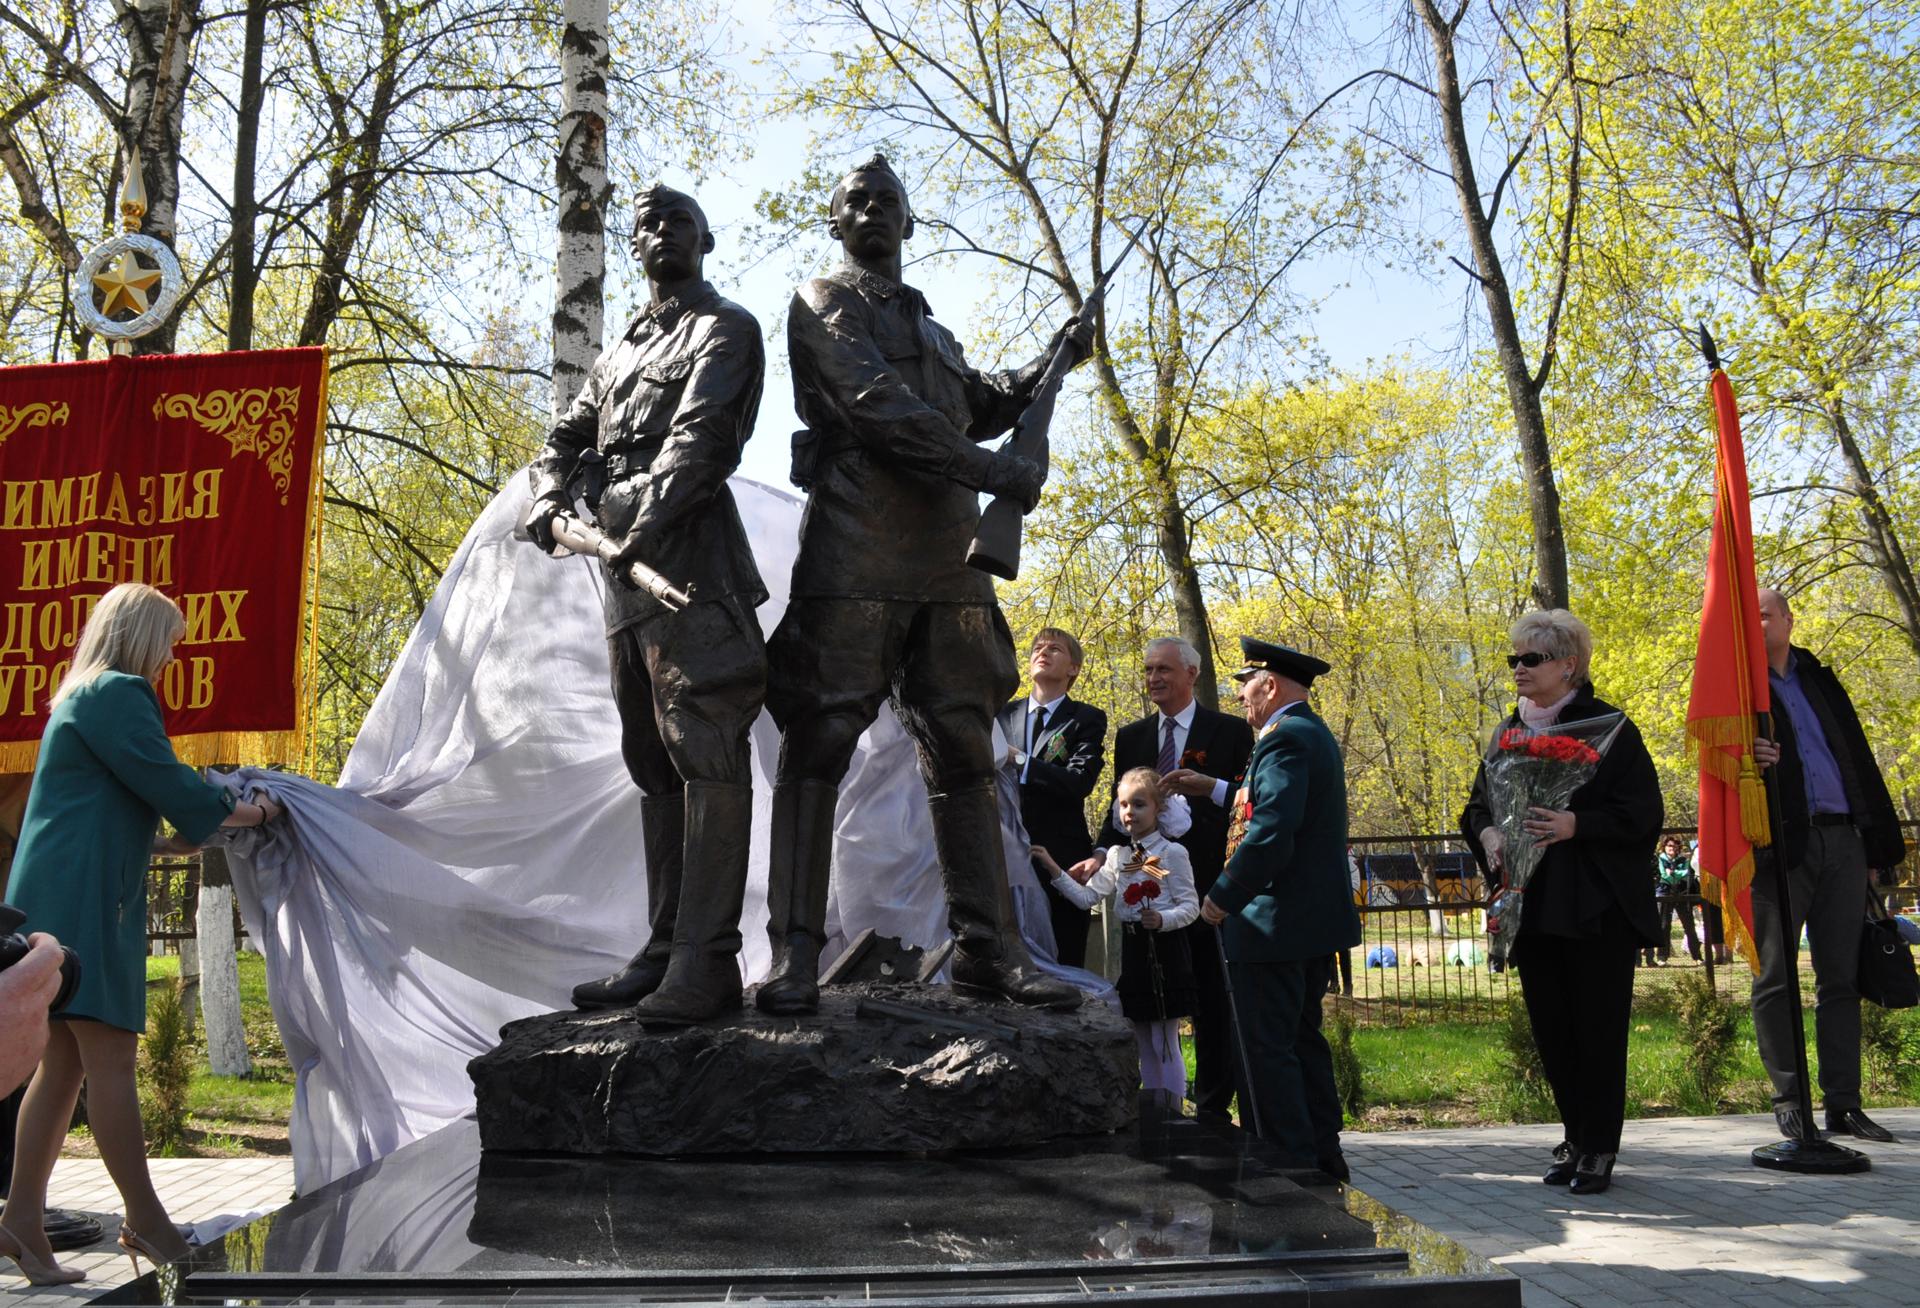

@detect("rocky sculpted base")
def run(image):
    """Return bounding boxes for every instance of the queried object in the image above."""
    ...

[469,980,1138,1156]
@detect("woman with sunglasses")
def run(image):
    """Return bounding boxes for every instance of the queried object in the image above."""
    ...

[1459,609,1663,1197]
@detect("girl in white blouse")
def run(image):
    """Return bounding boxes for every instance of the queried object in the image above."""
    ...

[1038,767,1199,1098]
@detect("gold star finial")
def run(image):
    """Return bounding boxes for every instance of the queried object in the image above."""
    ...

[93,249,162,318]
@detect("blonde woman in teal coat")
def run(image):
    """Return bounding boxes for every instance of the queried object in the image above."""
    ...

[1,584,281,1285]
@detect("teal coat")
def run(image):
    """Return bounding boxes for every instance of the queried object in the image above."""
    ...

[8,672,233,1031]
[1208,703,1362,963]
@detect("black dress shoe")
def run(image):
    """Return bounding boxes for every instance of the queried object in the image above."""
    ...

[1542,1140,1577,1186]
[1569,1152,1615,1195]
[1825,1108,1895,1142]
[1317,1154,1351,1183]
[1774,1107,1808,1140]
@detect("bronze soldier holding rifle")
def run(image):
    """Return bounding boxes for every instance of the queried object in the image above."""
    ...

[757,154,1092,1015]
[524,184,768,1025]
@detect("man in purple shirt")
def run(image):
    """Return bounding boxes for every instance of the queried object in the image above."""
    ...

[1751,589,1907,1143]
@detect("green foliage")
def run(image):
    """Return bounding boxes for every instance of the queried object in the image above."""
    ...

[138,978,195,1157]
[1329,1005,1366,1121]
[1670,970,1739,1115]
[1860,1002,1920,1098]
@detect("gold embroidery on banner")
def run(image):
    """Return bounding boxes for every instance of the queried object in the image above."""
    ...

[0,400,71,447]
[153,387,302,504]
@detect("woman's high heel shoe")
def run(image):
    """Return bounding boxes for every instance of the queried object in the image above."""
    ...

[0,1225,86,1286]
[118,1223,188,1276]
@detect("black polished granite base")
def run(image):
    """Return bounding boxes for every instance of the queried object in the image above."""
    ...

[95,1096,1519,1305]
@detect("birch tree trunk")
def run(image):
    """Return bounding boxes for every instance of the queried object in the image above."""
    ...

[119,0,201,355]
[552,0,609,416]
[196,846,251,1077]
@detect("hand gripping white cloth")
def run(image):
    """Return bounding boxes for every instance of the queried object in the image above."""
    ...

[222,475,1112,1191]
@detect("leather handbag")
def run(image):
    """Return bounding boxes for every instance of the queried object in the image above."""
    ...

[1857,891,1919,1010]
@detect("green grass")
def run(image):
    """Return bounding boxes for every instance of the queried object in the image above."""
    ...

[1346,1004,1920,1129]
[1178,982,1920,1133]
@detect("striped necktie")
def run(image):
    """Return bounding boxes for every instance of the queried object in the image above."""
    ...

[1157,716,1177,773]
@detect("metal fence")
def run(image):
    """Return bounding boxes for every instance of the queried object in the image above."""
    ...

[146,824,1918,1022]
[1334,824,1920,1026]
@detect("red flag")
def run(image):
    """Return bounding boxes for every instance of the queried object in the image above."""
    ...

[1687,366,1770,973]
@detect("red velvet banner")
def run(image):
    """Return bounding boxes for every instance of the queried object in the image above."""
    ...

[0,348,327,770]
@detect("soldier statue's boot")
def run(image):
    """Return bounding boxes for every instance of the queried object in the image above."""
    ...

[754,780,838,1016]
[929,783,1082,1010]
[572,792,686,1009]
[632,781,753,1026]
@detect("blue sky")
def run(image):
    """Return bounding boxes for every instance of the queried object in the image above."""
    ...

[592,0,1466,489]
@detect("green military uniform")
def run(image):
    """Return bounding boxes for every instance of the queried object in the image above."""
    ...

[1208,640,1361,1171]
[9,672,233,1032]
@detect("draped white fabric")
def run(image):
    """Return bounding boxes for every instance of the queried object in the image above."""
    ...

[222,476,1112,1192]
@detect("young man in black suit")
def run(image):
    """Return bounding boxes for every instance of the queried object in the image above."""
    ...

[1070,635,1254,1122]
[1000,628,1109,968]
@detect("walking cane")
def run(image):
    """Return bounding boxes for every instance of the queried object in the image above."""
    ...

[1211,923,1263,1140]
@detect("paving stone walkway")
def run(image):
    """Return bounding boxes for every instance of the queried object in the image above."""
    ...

[0,1155,292,1307]
[1346,1109,1920,1308]
[4,1117,1914,1306]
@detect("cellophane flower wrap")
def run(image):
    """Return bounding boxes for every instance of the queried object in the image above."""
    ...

[1482,711,1626,972]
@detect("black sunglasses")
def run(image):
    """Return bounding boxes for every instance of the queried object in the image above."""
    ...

[1506,651,1555,669]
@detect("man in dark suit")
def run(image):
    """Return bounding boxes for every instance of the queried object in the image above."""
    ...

[1750,588,1907,1142]
[1000,628,1108,968]
[1071,635,1253,1122]
[1202,637,1362,1177]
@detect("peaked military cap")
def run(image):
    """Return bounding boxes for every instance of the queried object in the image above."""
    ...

[1232,636,1331,686]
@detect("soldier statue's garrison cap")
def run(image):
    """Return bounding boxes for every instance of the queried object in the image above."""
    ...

[1231,636,1331,686]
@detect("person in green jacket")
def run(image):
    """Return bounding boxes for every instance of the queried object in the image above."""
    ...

[1,583,281,1286]
[1201,637,1362,1179]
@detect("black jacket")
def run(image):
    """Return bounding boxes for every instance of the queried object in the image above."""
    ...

[1097,705,1255,896]
[999,694,1108,868]
[1769,645,1905,872]
[1459,685,1663,947]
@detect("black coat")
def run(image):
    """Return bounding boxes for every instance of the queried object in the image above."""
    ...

[999,694,1108,867]
[1098,705,1255,896]
[1459,685,1663,947]
[1769,645,1906,872]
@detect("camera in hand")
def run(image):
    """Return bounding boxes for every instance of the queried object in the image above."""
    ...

[0,903,81,1013]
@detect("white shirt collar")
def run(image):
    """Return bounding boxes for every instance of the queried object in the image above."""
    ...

[1159,700,1197,731]
[1119,828,1173,859]
[1030,691,1068,715]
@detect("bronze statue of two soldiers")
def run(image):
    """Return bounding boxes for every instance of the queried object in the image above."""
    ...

[527,159,1089,1023]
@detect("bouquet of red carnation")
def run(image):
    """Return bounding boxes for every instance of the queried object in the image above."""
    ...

[1482,712,1626,972]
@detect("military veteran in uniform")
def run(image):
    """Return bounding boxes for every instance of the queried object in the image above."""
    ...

[757,154,1090,1015]
[1201,637,1362,1178]
[524,184,768,1025]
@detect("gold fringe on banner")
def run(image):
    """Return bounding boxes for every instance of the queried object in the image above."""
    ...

[173,730,306,770]
[292,348,329,775]
[1699,850,1765,977]
[1686,715,1772,846]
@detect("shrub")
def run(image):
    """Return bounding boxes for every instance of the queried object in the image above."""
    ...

[138,977,194,1156]
[1671,970,1738,1114]
[1329,1006,1366,1120]
[1490,992,1554,1123]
